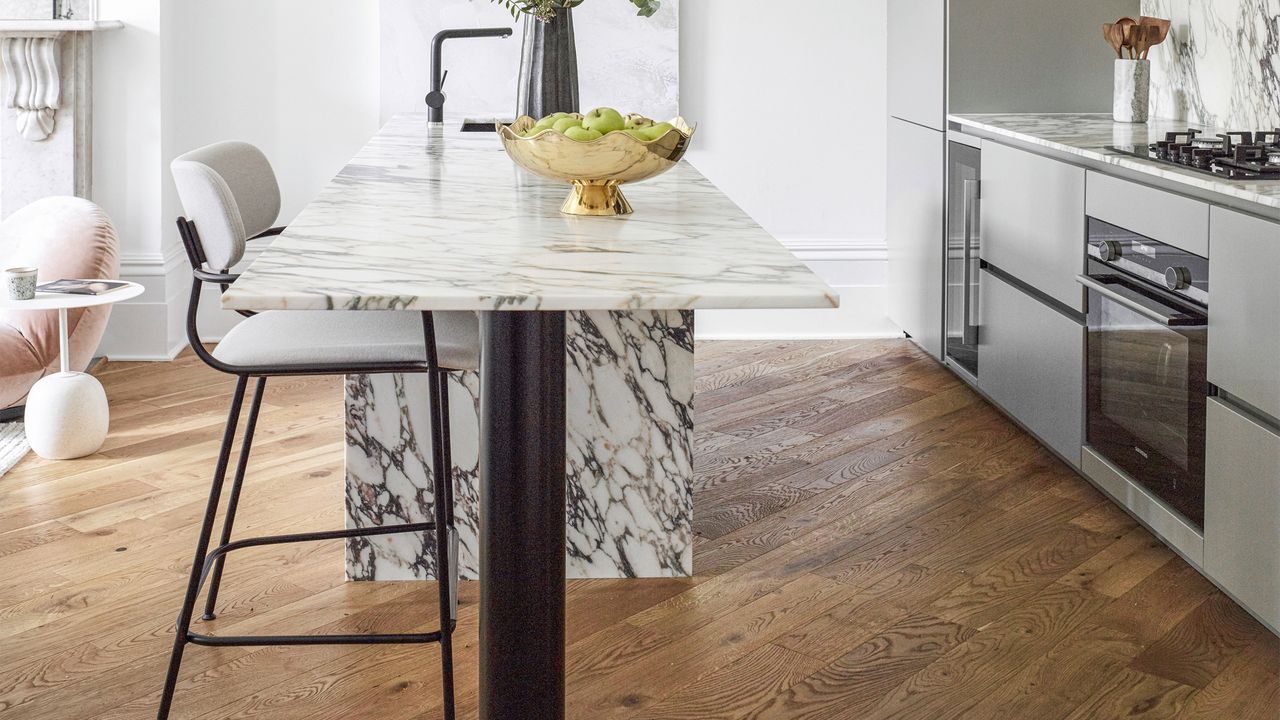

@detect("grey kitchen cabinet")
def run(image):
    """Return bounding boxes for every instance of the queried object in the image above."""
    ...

[978,268,1084,466]
[888,0,945,131]
[887,117,945,359]
[1086,171,1209,257]
[1208,207,1280,420]
[1205,397,1280,631]
[979,142,1086,311]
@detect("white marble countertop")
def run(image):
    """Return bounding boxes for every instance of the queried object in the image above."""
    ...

[223,114,837,313]
[949,113,1280,214]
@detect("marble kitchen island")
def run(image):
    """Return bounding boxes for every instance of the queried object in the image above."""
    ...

[225,114,838,584]
[224,113,834,717]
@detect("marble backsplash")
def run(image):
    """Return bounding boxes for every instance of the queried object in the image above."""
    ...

[1143,0,1280,127]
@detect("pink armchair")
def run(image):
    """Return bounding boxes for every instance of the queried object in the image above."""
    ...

[0,197,120,412]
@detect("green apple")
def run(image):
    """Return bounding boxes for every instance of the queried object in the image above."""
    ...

[564,126,603,142]
[622,128,651,141]
[641,122,675,140]
[625,114,655,129]
[533,116,558,131]
[582,107,626,135]
[553,117,583,133]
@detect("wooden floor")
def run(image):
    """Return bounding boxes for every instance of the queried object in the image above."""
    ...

[1,339,1276,719]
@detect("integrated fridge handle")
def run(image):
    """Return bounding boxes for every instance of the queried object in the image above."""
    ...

[961,178,980,346]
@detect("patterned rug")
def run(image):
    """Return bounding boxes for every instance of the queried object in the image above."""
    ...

[0,422,29,478]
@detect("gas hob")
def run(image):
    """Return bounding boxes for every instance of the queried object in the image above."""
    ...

[1109,129,1280,180]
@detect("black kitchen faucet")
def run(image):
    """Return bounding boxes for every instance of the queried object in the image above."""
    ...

[426,27,514,124]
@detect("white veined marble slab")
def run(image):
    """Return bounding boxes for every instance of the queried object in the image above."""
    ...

[346,309,696,581]
[1143,0,1280,129]
[222,114,837,313]
[949,113,1280,214]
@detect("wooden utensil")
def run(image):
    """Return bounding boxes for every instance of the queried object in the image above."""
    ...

[1117,17,1137,58]
[1139,15,1171,54]
[1103,22,1124,58]
[1130,25,1150,60]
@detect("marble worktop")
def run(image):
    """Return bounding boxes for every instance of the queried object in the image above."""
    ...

[223,114,836,313]
[949,113,1280,215]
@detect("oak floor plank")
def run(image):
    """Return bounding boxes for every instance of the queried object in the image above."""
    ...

[1129,592,1268,688]
[743,613,977,720]
[628,642,827,720]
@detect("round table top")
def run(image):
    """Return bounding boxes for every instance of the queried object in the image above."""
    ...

[0,281,144,311]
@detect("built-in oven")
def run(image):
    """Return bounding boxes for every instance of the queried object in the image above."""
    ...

[1079,218,1210,528]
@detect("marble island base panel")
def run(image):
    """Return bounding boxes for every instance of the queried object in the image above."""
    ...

[345,310,695,580]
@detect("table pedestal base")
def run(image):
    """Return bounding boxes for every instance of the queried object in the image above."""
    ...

[479,311,566,720]
[24,371,108,459]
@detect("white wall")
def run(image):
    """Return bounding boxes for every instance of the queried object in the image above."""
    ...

[162,0,381,351]
[93,0,381,359]
[380,0,679,124]
[93,0,167,360]
[680,0,895,338]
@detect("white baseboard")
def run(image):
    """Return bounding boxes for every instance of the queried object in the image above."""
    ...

[696,284,898,340]
[95,250,178,361]
[698,237,895,340]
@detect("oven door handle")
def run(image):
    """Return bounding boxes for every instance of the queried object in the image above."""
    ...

[1076,274,1207,327]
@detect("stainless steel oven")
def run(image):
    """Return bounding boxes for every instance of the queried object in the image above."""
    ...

[1079,218,1210,528]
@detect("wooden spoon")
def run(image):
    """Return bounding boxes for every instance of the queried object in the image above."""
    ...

[1117,17,1137,58]
[1103,22,1123,58]
[1139,16,1171,53]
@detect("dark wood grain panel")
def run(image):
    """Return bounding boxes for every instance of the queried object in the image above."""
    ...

[1130,593,1268,688]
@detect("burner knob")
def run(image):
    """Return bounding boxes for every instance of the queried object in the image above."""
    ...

[1096,241,1122,261]
[1165,266,1192,291]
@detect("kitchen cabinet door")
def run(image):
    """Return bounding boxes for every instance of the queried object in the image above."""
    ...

[1208,207,1280,421]
[887,118,944,359]
[978,268,1084,466]
[888,0,945,130]
[1205,397,1280,631]
[979,142,1086,312]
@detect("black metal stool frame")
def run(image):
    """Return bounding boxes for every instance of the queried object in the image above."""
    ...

[157,218,459,720]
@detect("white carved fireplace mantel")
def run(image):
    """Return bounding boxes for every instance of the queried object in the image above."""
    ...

[0,19,120,218]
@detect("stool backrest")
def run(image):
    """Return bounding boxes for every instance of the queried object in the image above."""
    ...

[171,141,281,271]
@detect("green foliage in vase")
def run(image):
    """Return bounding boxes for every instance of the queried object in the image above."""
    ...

[490,0,661,22]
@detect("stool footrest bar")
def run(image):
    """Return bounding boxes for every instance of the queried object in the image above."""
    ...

[186,630,444,647]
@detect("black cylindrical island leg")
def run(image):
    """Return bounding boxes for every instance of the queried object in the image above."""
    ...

[478,311,567,720]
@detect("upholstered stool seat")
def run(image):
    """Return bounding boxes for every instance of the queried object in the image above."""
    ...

[0,197,119,412]
[213,309,479,370]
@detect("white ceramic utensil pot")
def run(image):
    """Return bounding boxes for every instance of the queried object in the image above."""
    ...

[1113,58,1150,123]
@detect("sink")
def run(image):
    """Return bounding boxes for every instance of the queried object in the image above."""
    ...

[461,118,512,133]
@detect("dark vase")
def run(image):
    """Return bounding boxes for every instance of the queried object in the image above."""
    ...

[516,8,579,118]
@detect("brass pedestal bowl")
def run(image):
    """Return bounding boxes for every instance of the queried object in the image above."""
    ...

[497,116,695,216]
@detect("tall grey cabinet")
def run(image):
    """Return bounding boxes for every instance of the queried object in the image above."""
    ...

[886,0,946,358]
[885,0,1137,359]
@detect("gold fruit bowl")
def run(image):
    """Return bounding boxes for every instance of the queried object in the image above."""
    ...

[497,115,696,216]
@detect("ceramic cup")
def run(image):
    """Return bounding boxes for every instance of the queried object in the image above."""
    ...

[4,267,38,301]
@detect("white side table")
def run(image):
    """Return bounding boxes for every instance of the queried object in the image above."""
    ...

[0,282,143,459]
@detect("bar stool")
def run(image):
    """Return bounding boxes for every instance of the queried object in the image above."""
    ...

[160,141,477,720]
